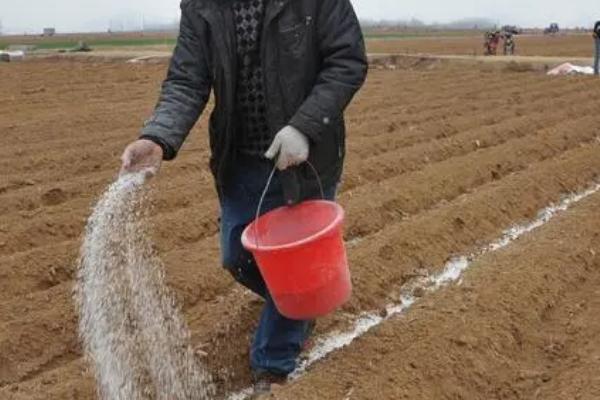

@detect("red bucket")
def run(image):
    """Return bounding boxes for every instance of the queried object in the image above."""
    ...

[242,200,351,320]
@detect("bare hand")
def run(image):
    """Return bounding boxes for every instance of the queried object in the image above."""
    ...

[120,139,163,176]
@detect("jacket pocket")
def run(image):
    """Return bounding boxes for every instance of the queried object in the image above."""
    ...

[278,16,312,57]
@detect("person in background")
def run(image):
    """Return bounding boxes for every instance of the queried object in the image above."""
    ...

[503,32,515,56]
[594,20,600,75]
[484,30,501,56]
[119,0,368,396]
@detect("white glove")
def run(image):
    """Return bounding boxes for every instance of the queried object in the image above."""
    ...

[265,125,309,170]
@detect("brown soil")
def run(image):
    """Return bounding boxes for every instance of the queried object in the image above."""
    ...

[1,56,599,399]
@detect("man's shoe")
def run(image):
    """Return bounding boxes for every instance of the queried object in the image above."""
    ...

[252,371,287,397]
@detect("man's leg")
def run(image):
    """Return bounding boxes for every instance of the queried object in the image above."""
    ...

[220,180,268,297]
[219,159,304,296]
[250,295,313,376]
[220,157,335,375]
[250,184,337,377]
[220,157,339,381]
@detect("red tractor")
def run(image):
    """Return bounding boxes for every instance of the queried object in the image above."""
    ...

[484,31,501,56]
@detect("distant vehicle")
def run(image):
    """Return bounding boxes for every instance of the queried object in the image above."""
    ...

[501,25,522,35]
[43,27,56,37]
[544,23,560,35]
[0,50,25,62]
[484,31,501,56]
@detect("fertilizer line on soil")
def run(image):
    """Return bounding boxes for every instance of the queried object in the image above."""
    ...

[226,182,600,400]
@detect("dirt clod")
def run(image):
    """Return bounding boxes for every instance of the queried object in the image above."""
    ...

[41,188,68,206]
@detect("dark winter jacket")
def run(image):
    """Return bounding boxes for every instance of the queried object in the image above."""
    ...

[595,21,600,37]
[140,0,368,196]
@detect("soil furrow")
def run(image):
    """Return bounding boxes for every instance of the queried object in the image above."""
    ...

[1,110,597,309]
[268,192,600,400]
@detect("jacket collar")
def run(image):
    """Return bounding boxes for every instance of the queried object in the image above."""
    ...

[194,0,290,22]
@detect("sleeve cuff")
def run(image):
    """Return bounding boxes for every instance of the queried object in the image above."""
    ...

[139,135,176,161]
[289,112,325,143]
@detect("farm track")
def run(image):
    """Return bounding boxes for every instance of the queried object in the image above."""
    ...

[367,34,596,58]
[1,59,599,399]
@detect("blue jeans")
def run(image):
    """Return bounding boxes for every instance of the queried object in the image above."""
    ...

[595,37,600,75]
[219,155,336,376]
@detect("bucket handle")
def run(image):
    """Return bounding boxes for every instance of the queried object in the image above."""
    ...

[253,161,325,249]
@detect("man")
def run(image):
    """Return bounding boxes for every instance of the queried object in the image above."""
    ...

[120,0,368,395]
[484,31,492,56]
[594,20,600,75]
[484,31,500,56]
[503,32,515,56]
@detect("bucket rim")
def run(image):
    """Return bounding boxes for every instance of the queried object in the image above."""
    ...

[241,200,344,252]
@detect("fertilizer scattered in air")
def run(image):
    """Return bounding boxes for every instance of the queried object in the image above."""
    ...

[75,173,215,400]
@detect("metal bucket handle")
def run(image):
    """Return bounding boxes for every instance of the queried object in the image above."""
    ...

[253,161,325,249]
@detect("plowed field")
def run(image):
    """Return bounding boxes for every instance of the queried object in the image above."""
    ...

[1,58,600,400]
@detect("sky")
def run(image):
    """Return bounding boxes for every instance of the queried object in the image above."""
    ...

[1,0,599,34]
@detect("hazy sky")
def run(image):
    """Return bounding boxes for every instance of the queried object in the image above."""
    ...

[1,0,599,34]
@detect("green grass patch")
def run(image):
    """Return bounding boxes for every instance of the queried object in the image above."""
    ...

[0,30,482,51]
[0,37,176,50]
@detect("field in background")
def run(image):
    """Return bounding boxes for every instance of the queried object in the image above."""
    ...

[368,33,596,58]
[1,38,600,399]
[0,29,488,49]
[1,30,596,60]
[0,31,177,50]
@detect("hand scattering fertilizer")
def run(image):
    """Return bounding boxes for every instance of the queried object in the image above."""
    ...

[75,173,215,400]
[242,199,352,320]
